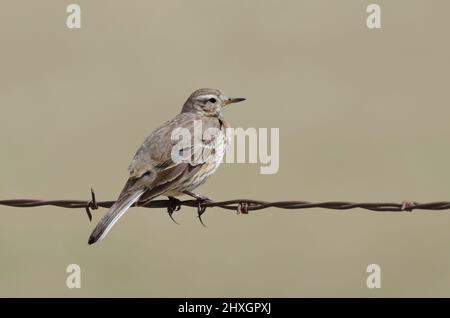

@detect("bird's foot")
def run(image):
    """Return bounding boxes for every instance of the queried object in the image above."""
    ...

[196,199,209,227]
[167,196,182,224]
[180,191,212,226]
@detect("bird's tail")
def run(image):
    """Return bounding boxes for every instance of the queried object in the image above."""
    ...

[88,188,145,245]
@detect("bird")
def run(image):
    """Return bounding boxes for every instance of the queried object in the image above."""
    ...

[88,88,245,244]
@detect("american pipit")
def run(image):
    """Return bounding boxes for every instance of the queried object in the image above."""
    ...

[88,88,245,244]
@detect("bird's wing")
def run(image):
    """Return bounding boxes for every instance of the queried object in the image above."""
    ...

[127,113,192,179]
[129,113,222,178]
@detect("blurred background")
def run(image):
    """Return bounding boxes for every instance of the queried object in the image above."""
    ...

[0,0,449,297]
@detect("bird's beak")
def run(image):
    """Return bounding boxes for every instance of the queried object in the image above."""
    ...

[224,97,246,105]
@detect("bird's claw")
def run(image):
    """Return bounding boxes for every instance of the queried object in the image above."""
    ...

[197,199,210,227]
[167,197,182,224]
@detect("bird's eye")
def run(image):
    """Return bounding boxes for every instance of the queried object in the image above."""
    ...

[208,98,217,103]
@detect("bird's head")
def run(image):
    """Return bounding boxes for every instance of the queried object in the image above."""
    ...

[181,88,245,116]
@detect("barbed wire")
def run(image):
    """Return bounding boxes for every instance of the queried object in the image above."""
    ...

[1,189,450,224]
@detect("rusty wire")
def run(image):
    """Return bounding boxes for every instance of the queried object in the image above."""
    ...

[1,189,450,223]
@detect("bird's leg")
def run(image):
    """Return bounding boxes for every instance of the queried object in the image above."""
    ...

[182,190,211,227]
[167,196,182,225]
[182,190,212,201]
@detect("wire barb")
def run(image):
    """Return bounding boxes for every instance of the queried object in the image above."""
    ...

[401,201,416,212]
[237,202,249,214]
[84,188,98,221]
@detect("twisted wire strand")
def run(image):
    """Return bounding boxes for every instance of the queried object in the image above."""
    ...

[1,190,450,219]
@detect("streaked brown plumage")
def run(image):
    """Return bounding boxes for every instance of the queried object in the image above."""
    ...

[88,88,245,244]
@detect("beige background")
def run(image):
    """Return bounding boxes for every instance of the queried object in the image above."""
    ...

[0,0,449,297]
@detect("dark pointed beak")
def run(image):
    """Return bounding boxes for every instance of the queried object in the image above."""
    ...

[224,97,246,105]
